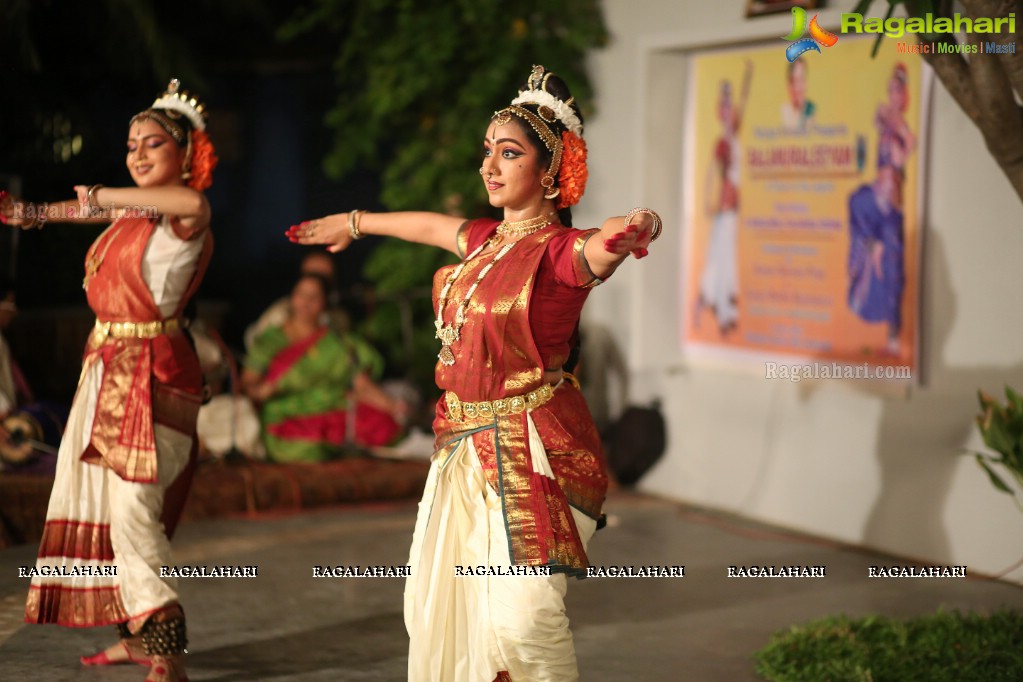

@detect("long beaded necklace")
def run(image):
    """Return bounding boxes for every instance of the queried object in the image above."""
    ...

[82,219,129,290]
[433,214,553,366]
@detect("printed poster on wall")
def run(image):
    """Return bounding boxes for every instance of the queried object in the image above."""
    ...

[681,36,931,380]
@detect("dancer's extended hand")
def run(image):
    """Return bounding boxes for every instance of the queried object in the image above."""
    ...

[0,192,40,229]
[286,214,351,253]
[602,211,657,260]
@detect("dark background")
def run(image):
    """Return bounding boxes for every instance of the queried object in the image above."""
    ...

[0,0,608,403]
[1,1,383,400]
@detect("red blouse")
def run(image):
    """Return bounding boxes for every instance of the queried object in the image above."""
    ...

[457,218,602,371]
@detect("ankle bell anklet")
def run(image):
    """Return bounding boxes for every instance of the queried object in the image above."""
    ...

[141,615,188,657]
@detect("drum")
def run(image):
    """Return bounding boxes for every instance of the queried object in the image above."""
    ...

[0,401,67,468]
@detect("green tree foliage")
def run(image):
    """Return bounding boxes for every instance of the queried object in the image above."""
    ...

[0,0,290,305]
[281,1,607,391]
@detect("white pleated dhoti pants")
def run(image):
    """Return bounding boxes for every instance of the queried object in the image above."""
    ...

[404,415,597,681]
[27,358,192,627]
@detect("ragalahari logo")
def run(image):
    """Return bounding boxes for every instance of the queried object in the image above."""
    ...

[783,7,839,61]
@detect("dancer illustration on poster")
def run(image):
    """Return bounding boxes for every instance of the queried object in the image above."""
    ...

[693,60,752,336]
[780,57,815,133]
[847,63,915,356]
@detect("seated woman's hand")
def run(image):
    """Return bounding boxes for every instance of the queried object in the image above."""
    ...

[286,213,352,253]
[247,380,277,403]
[392,398,411,426]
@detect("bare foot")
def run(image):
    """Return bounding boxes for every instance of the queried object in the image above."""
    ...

[146,655,188,681]
[80,637,151,667]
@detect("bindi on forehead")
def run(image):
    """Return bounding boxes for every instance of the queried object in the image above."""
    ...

[484,125,528,148]
[128,120,172,140]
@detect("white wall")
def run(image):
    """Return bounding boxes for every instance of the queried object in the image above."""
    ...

[578,0,1023,580]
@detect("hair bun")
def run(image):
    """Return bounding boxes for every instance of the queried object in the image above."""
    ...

[510,65,584,136]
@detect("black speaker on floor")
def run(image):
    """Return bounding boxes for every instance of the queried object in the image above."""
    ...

[605,401,666,486]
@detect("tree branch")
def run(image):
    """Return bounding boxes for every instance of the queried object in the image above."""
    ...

[964,0,1023,105]
[962,1,1023,193]
[900,0,1023,200]
[902,0,982,127]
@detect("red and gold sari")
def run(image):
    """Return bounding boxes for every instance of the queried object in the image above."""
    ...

[25,215,211,629]
[405,218,609,681]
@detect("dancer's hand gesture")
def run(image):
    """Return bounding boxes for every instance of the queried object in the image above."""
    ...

[286,214,351,253]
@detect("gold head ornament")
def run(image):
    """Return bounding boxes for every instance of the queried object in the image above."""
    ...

[129,78,209,146]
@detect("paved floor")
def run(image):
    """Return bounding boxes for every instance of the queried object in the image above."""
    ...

[0,492,1020,681]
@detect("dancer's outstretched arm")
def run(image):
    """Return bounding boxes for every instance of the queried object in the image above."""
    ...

[0,186,209,232]
[287,211,464,255]
[583,210,662,279]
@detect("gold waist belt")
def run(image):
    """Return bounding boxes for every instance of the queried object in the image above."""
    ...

[445,382,554,422]
[93,318,186,342]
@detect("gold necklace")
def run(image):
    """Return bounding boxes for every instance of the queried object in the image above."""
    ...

[494,212,555,242]
[434,235,514,366]
[433,214,555,366]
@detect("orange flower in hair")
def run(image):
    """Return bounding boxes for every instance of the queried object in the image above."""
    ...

[557,131,587,209]
[187,130,218,192]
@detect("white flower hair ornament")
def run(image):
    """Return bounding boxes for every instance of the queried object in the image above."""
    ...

[151,78,208,131]
[510,89,583,138]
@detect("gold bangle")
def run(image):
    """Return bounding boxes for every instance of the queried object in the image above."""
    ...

[348,209,365,240]
[23,204,40,230]
[86,184,104,209]
[625,207,662,242]
[23,202,46,230]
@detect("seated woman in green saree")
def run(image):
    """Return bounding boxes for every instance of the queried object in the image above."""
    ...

[241,273,403,462]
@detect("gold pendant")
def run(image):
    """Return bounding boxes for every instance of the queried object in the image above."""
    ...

[83,257,100,290]
[435,324,459,346]
[438,345,456,366]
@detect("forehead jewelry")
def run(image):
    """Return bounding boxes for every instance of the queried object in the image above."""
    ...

[491,105,563,198]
